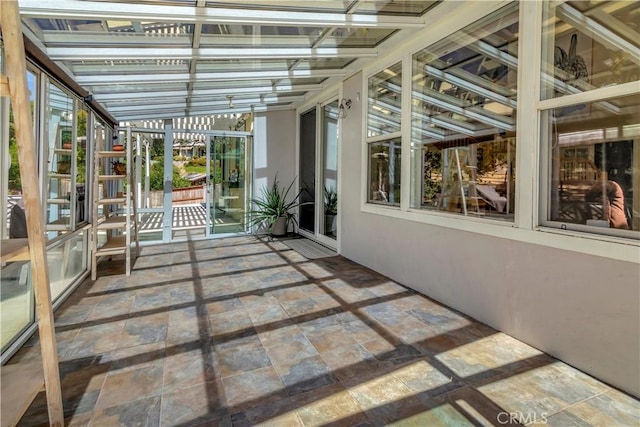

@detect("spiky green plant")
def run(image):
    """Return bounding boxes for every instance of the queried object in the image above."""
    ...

[248,175,309,233]
[324,186,338,215]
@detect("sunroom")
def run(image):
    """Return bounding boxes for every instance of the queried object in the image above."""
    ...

[1,0,639,426]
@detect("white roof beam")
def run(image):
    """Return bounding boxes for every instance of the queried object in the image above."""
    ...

[95,84,323,102]
[18,0,425,29]
[117,104,291,122]
[106,94,305,114]
[77,68,343,85]
[46,46,376,61]
[73,63,189,74]
[42,32,355,48]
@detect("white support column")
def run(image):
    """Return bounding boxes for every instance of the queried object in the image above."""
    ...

[514,0,543,230]
[135,133,142,209]
[400,51,411,211]
[163,119,173,241]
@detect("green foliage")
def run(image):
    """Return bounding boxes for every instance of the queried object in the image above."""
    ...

[145,157,191,191]
[248,176,308,233]
[76,110,87,137]
[8,108,21,191]
[324,186,338,215]
[186,157,206,167]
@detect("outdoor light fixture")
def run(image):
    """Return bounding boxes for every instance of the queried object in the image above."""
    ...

[226,95,234,108]
[338,98,352,119]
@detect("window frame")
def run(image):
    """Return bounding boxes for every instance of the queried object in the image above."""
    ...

[365,59,404,208]
[353,0,638,261]
[536,0,640,240]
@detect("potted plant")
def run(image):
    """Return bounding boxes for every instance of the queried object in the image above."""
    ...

[324,186,338,234]
[248,175,307,236]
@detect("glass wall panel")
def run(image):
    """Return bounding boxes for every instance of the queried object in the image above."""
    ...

[46,83,75,237]
[209,135,248,235]
[369,138,401,206]
[75,106,88,225]
[541,1,639,100]
[1,66,37,353]
[49,230,87,301]
[0,259,35,352]
[541,94,639,237]
[409,4,518,220]
[367,61,402,138]
[137,135,165,242]
[322,101,339,239]
[299,108,316,233]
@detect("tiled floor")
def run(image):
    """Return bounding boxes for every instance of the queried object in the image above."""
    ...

[11,236,640,426]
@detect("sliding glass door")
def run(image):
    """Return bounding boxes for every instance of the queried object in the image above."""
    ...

[298,99,339,247]
[207,134,251,235]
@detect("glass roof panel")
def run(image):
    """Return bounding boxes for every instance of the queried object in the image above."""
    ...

[206,1,438,16]
[29,18,190,34]
[191,76,328,90]
[324,28,396,48]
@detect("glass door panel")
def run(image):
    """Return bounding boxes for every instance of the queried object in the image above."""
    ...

[46,83,75,238]
[137,134,165,242]
[208,135,248,234]
[322,101,339,240]
[299,108,317,233]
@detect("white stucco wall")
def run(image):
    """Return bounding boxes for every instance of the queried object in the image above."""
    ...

[339,72,640,397]
[252,110,297,232]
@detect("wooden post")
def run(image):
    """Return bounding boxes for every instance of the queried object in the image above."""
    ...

[1,2,64,426]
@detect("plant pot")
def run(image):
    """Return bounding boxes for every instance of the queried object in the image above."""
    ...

[325,214,336,235]
[271,216,288,236]
[112,144,125,152]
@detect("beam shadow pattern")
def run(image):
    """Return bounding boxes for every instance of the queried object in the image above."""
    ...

[11,236,639,426]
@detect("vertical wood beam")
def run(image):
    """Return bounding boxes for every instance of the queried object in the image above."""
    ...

[0,2,64,426]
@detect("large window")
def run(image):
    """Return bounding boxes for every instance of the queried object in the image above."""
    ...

[540,1,639,237]
[409,4,518,220]
[367,61,402,206]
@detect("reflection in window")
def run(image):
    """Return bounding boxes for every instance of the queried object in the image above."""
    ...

[368,61,402,138]
[410,3,518,220]
[541,1,640,100]
[367,61,402,207]
[542,94,639,236]
[369,139,401,206]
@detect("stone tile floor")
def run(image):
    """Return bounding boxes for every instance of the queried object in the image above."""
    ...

[11,236,640,426]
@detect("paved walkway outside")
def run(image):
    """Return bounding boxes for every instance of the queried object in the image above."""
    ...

[11,236,640,426]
